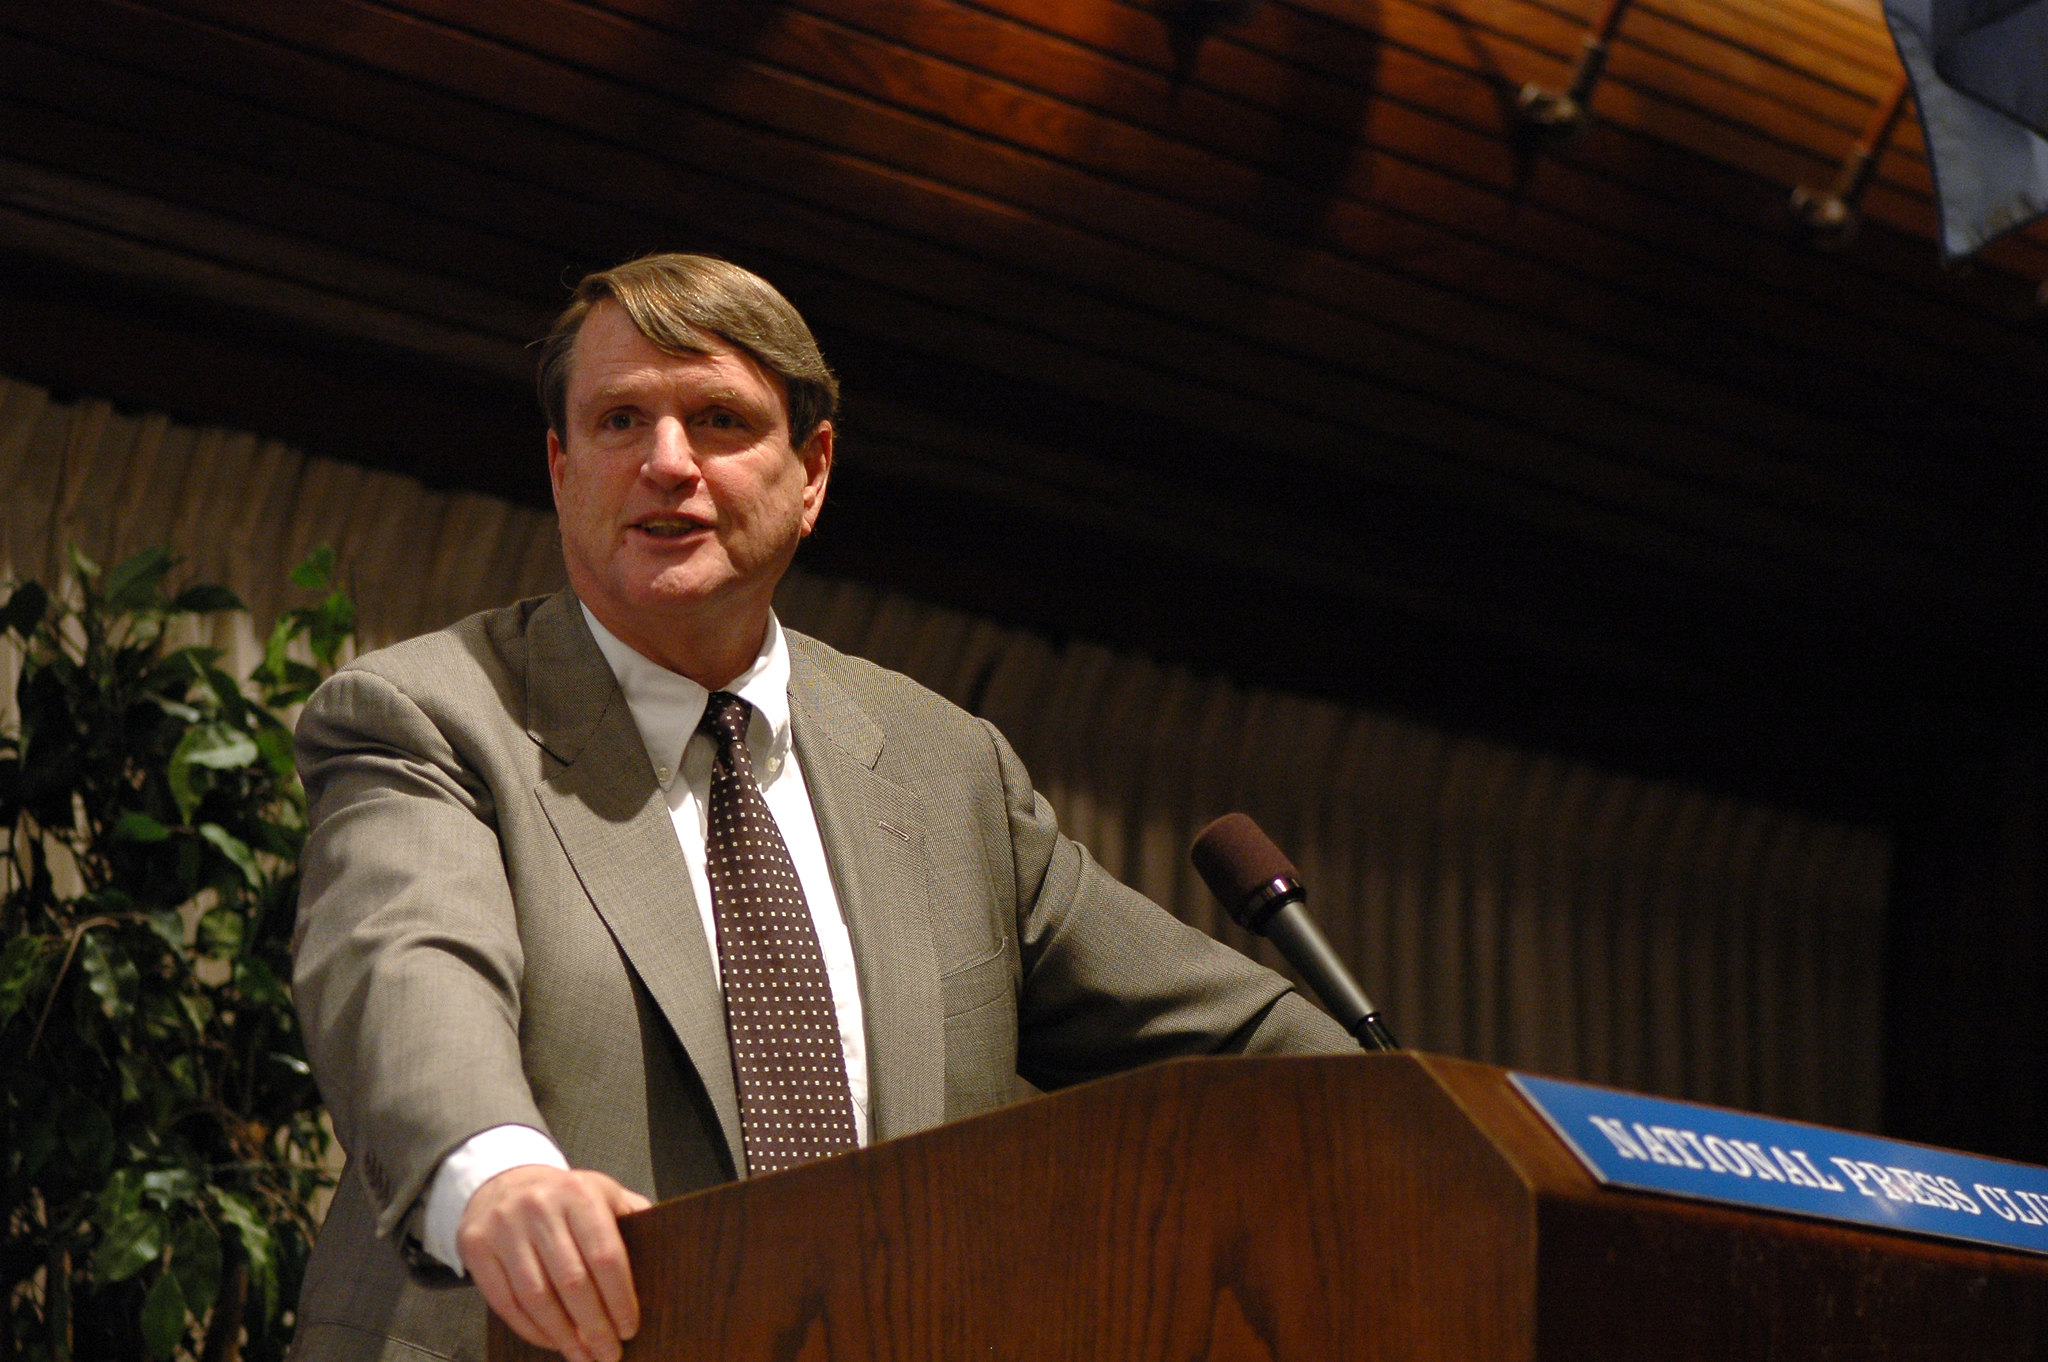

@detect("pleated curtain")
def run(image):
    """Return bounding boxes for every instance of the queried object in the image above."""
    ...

[0,376,1888,1131]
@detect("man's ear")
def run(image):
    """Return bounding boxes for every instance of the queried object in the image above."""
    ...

[546,429,568,503]
[797,421,833,537]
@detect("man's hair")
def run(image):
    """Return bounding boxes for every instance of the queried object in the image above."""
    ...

[536,253,839,443]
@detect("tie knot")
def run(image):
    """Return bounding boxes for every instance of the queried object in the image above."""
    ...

[700,691,753,753]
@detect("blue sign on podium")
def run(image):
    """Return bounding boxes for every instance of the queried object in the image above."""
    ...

[1511,1072,2048,1257]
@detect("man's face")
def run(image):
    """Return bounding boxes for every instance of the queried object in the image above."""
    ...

[548,300,831,674]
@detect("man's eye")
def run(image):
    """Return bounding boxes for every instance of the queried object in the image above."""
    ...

[699,410,743,431]
[600,411,635,431]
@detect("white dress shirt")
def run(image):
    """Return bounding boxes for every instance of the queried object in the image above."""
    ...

[418,608,871,1271]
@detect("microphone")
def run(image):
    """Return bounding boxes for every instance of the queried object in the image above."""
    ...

[1190,813,1399,1052]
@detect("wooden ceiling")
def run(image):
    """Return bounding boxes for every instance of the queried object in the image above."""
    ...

[1,0,2044,821]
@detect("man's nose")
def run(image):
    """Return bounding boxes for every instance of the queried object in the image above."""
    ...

[643,417,700,482]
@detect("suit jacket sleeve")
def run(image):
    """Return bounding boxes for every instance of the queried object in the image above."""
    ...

[292,665,549,1238]
[987,720,1354,1087]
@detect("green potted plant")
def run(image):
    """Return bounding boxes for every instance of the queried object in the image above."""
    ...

[1,546,352,1361]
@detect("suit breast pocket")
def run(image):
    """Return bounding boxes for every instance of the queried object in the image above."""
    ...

[939,946,1012,1018]
[939,948,1018,1119]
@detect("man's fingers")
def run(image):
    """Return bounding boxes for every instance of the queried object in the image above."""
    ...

[467,1254,546,1348]
[470,1244,592,1362]
[505,1239,597,1362]
[532,1204,625,1360]
[606,1180,655,1215]
[564,1189,641,1341]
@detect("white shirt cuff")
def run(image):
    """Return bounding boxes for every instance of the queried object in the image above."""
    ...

[419,1124,570,1273]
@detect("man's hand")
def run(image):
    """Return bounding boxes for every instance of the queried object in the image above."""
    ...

[458,1165,653,1362]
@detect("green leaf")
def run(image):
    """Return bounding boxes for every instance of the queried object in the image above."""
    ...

[180,723,261,770]
[103,546,177,613]
[178,992,214,1034]
[61,1095,115,1179]
[289,545,336,591]
[308,593,355,668]
[140,1266,188,1360]
[99,1166,145,1221]
[171,1216,222,1319]
[0,933,47,1028]
[201,664,251,722]
[259,614,295,686]
[150,644,223,699]
[115,810,172,843]
[146,909,187,952]
[68,543,101,582]
[1,579,48,636]
[232,957,287,1009]
[169,723,260,821]
[169,583,244,614]
[151,695,202,724]
[252,814,303,858]
[94,1205,165,1281]
[214,1191,276,1316]
[254,723,295,779]
[141,990,182,1039]
[196,906,245,957]
[80,933,138,1021]
[117,1053,146,1105]
[141,1167,200,1206]
[198,823,262,889]
[164,1052,200,1101]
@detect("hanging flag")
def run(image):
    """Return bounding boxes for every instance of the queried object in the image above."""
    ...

[1882,0,2048,259]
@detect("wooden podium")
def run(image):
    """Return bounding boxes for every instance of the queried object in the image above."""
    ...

[490,1053,2048,1360]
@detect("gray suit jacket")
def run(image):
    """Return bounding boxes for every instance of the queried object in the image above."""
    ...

[287,590,1349,1360]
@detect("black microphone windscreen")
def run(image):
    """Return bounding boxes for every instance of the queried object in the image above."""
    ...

[1190,813,1299,913]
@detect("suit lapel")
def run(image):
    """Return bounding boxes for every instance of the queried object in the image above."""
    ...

[789,643,947,1142]
[523,593,743,1172]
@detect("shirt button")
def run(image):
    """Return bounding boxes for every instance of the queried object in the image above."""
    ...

[656,765,672,782]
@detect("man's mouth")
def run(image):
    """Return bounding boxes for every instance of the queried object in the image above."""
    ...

[634,516,706,538]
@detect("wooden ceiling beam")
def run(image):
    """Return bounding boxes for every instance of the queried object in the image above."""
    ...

[776,0,2037,388]
[858,0,2039,358]
[28,0,2031,426]
[7,0,2036,597]
[214,0,2048,435]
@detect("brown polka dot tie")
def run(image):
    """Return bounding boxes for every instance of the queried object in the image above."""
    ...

[699,691,858,1176]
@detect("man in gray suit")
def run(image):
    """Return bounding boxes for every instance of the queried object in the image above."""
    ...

[288,254,1351,1362]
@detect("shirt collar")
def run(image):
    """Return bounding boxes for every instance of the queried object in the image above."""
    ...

[580,603,792,781]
